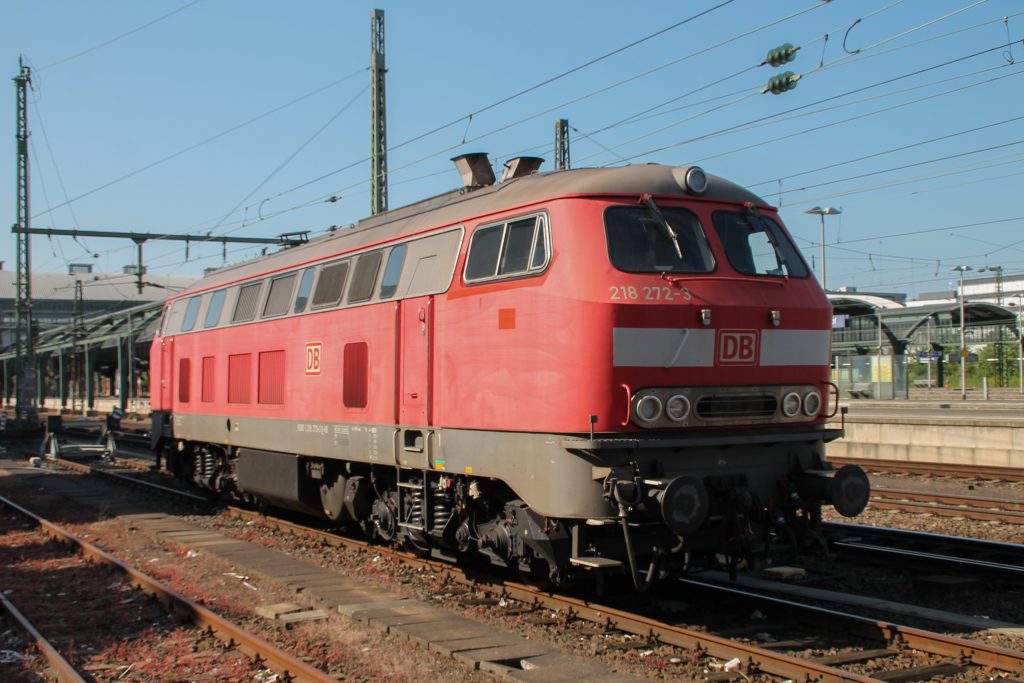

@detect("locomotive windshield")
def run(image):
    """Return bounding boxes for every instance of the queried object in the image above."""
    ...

[604,205,715,273]
[711,212,808,278]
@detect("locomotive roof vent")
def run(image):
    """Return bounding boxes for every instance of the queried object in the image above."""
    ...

[500,156,544,182]
[451,153,496,189]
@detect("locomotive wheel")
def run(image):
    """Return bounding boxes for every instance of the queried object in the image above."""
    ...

[515,556,557,590]
[371,493,398,542]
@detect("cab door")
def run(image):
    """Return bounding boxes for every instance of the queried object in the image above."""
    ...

[159,337,174,411]
[398,296,433,426]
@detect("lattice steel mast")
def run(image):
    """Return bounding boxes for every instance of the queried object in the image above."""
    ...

[13,58,37,425]
[370,9,388,215]
[555,119,570,170]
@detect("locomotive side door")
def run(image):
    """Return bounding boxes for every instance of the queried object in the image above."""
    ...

[398,295,433,427]
[159,337,174,410]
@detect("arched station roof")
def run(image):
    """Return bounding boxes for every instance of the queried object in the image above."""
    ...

[828,295,1019,352]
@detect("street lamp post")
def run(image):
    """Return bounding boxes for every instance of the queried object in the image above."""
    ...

[952,265,972,400]
[803,206,842,291]
[978,265,1005,386]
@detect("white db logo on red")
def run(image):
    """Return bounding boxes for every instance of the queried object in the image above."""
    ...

[305,343,322,375]
[718,330,758,365]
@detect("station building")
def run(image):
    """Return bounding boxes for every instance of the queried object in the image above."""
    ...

[0,266,197,415]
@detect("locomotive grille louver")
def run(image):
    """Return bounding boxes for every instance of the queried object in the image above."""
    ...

[695,394,777,419]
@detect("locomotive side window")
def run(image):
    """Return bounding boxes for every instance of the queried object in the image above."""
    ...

[379,244,407,299]
[531,226,547,269]
[204,290,226,329]
[499,218,537,274]
[711,212,808,278]
[181,297,202,332]
[347,251,383,303]
[293,267,316,313]
[465,214,549,284]
[605,205,714,274]
[201,356,215,403]
[263,273,297,318]
[343,342,369,408]
[311,261,349,309]
[232,282,263,323]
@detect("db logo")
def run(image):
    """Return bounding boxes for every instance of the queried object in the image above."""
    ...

[717,330,758,365]
[305,342,322,375]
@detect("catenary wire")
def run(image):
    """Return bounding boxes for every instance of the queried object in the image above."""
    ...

[39,0,204,71]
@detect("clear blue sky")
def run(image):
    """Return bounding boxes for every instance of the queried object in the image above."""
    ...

[2,0,1022,299]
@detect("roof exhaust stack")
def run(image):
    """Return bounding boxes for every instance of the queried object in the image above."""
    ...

[451,153,495,189]
[501,156,544,182]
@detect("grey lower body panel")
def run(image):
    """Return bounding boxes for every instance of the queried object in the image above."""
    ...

[172,412,829,520]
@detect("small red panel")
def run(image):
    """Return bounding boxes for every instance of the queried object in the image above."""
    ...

[498,308,516,330]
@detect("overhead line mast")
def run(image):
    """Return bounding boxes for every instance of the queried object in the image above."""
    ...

[370,8,388,215]
[13,57,37,426]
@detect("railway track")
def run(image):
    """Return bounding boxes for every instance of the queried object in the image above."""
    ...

[830,457,1024,483]
[30,436,1024,681]
[825,521,1024,580]
[226,507,1024,682]
[869,486,1024,524]
[0,493,339,683]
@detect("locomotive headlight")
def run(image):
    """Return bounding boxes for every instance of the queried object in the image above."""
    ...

[665,394,691,422]
[803,390,822,417]
[685,166,708,194]
[781,391,801,418]
[635,395,663,423]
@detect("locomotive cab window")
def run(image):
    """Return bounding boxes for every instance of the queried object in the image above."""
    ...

[711,211,808,278]
[464,213,549,284]
[605,205,714,274]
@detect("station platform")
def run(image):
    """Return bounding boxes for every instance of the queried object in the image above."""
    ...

[830,397,1024,469]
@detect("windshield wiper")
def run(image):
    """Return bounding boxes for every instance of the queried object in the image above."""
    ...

[641,193,682,259]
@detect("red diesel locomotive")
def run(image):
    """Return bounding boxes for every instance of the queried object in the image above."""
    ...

[151,156,869,587]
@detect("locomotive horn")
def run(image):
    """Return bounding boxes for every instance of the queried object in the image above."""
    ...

[653,476,709,536]
[796,465,870,517]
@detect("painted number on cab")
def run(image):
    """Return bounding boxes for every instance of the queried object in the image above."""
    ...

[305,342,322,375]
[609,285,692,302]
